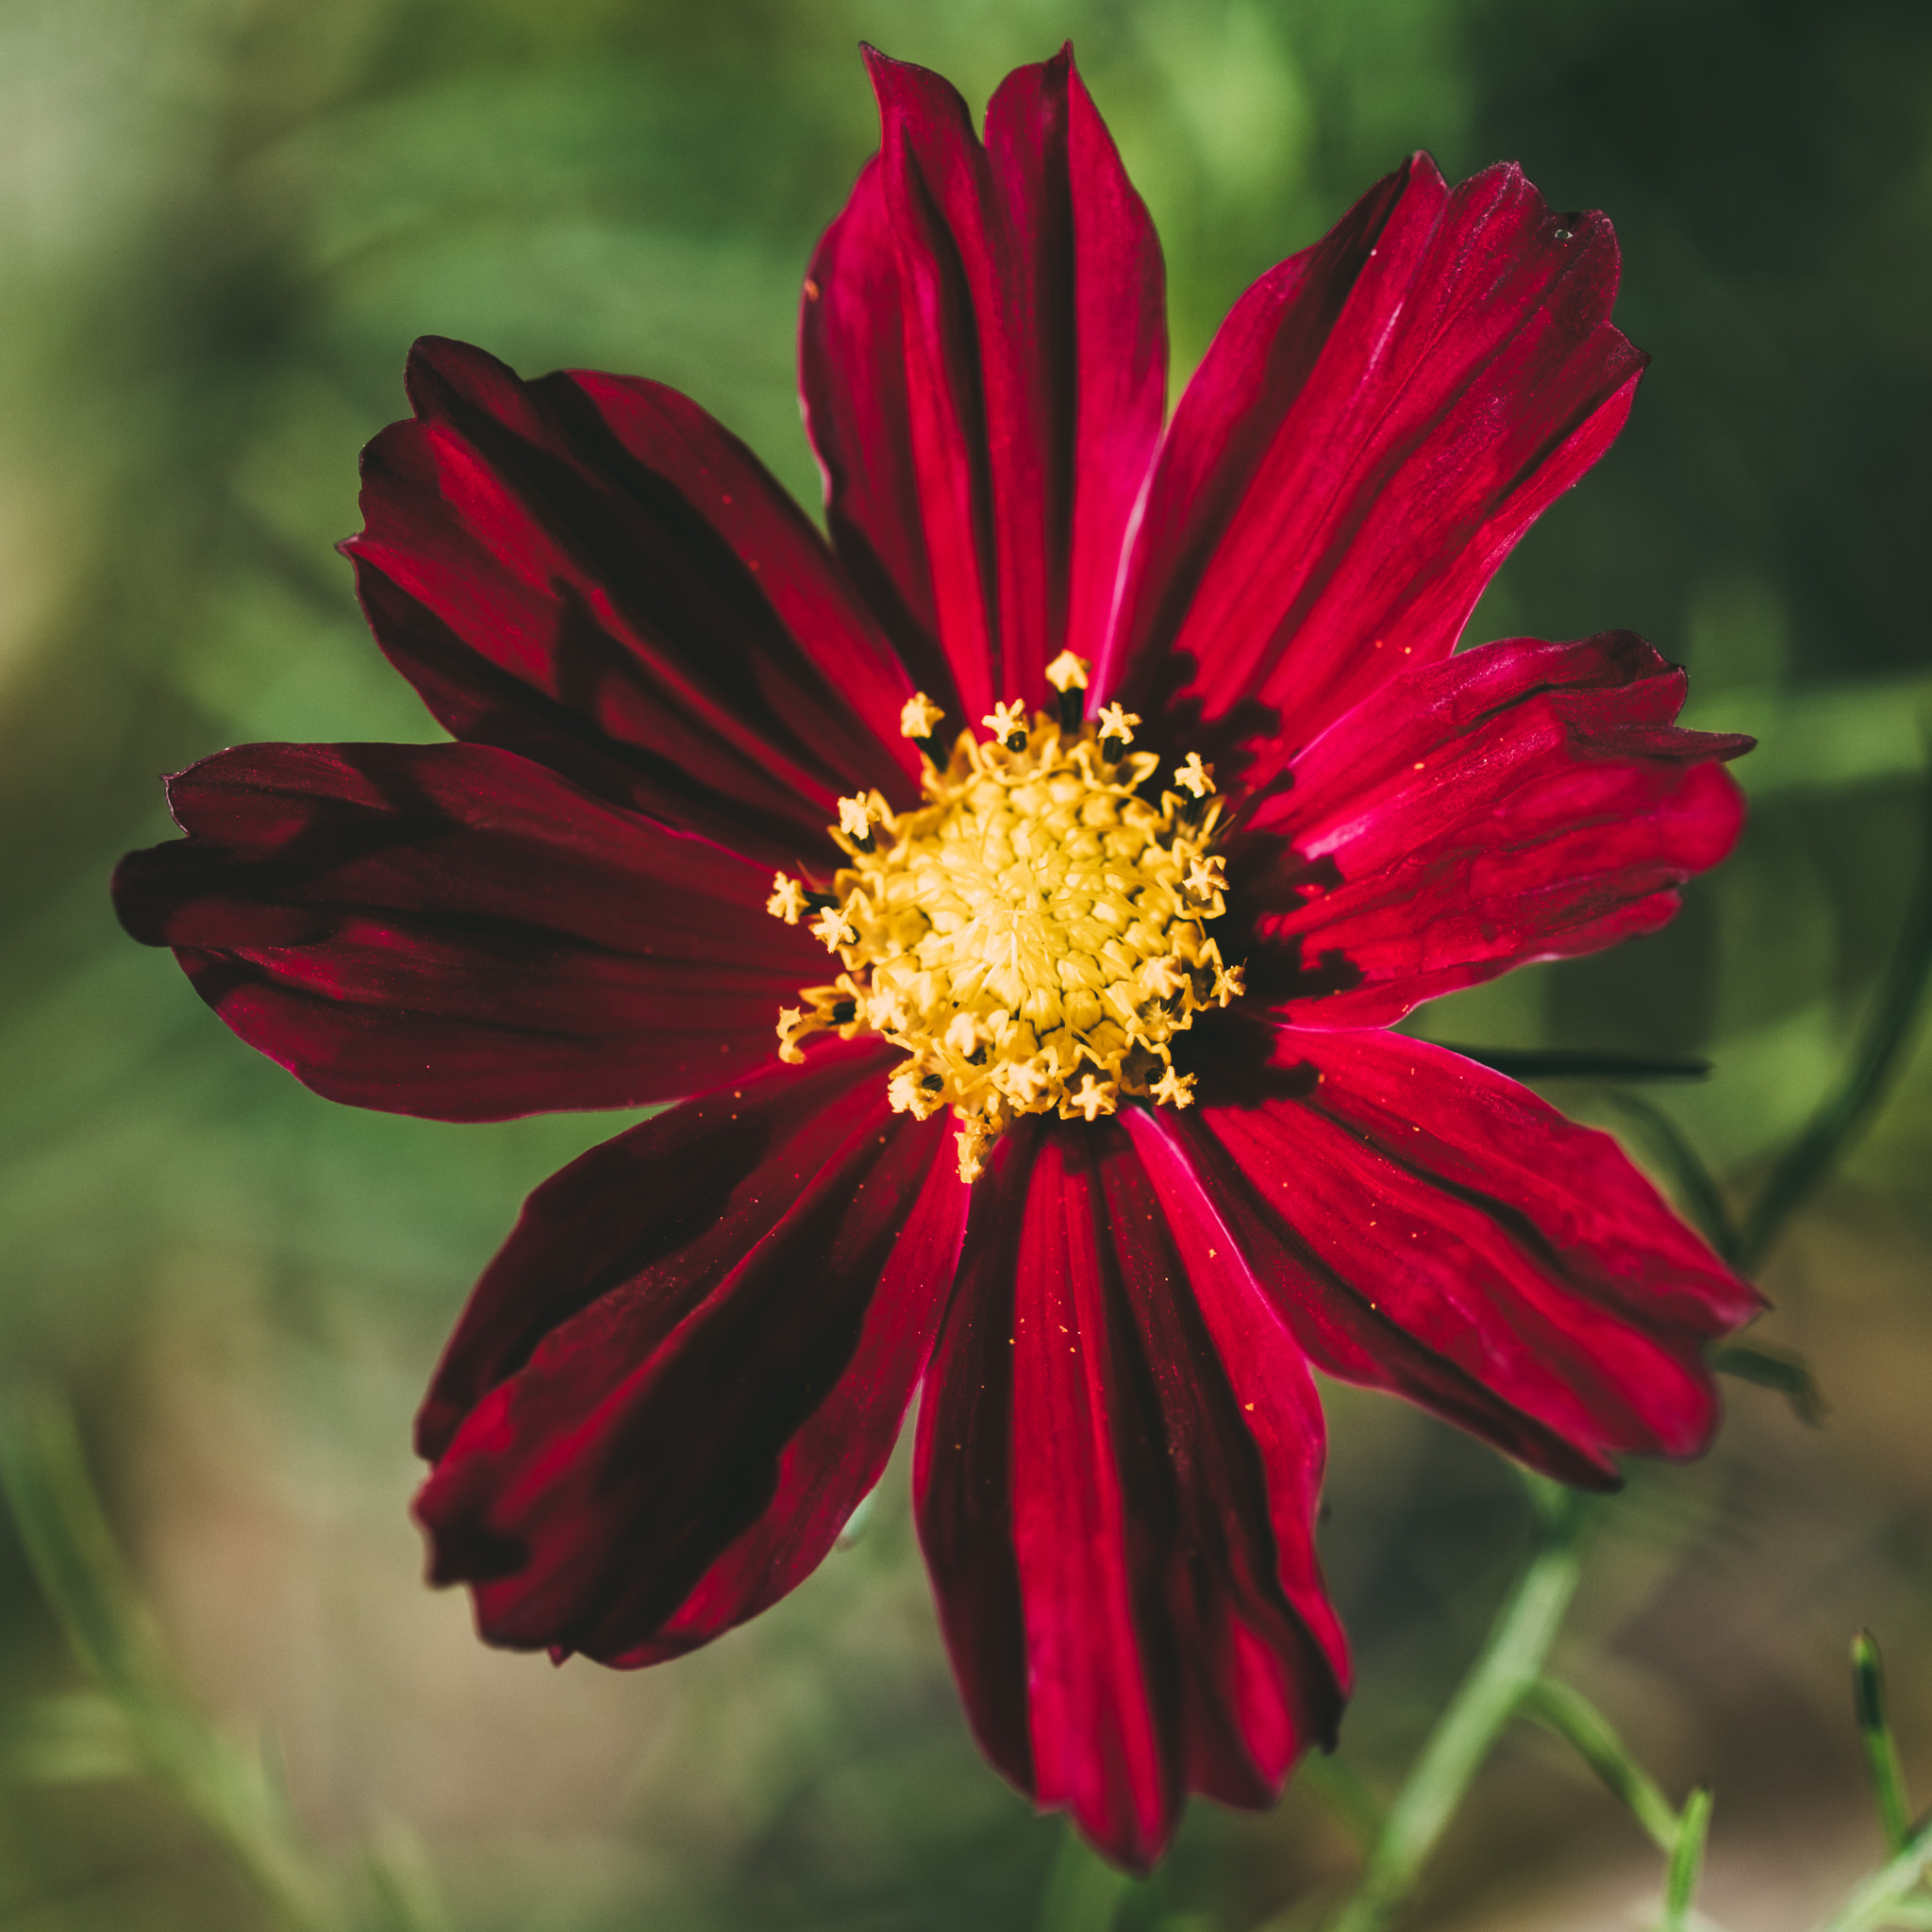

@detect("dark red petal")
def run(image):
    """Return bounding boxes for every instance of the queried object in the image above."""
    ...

[1176,1018,1763,1484]
[801,48,1166,724]
[343,336,918,869]
[1233,632,1752,1026]
[1099,157,1643,768]
[416,1040,967,1662]
[915,1119,1345,1871]
[111,741,822,1121]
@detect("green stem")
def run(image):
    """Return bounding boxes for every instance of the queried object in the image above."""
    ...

[1599,1091,1741,1266]
[1737,747,1932,1273]
[1518,1677,1677,1853]
[1661,1785,1713,1932]
[1321,1489,1596,1932]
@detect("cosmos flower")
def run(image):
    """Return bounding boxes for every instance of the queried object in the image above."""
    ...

[113,47,1761,1869]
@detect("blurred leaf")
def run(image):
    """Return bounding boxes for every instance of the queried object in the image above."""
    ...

[1681,676,1932,798]
[0,1383,450,1932]
[1812,1813,1932,1932]
[1296,1752,1386,1848]
[3,1690,140,1784]
[1853,1633,1914,1857]
[1709,1343,1827,1427]
[1873,1904,1932,1929]
[1600,1092,1740,1264]
[0,1384,352,1932]
[1036,1826,1133,1932]
[363,1820,458,1932]
[1739,749,1932,1271]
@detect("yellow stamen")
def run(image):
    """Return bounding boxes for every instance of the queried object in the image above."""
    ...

[1000,1058,1051,1107]
[1070,1074,1116,1122]
[982,699,1028,744]
[810,905,857,951]
[900,691,945,740]
[768,702,1240,1177]
[1186,854,1227,898]
[943,1010,981,1058]
[765,874,808,924]
[1174,753,1215,799]
[1141,956,1187,998]
[775,1006,806,1062]
[1151,1065,1195,1108]
[956,1116,995,1183]
[1045,651,1091,693]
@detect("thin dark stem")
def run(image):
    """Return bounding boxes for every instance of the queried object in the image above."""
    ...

[1738,750,1932,1272]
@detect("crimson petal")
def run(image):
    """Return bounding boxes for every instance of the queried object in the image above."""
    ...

[1175,1019,1762,1484]
[1234,632,1751,1025]
[916,1119,1345,1871]
[112,741,820,1121]
[344,336,918,869]
[801,47,1166,724]
[1099,157,1644,772]
[416,1040,967,1662]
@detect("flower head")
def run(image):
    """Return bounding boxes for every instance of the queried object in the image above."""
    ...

[112,44,1761,1871]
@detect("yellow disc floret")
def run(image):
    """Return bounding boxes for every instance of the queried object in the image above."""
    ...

[769,700,1238,1183]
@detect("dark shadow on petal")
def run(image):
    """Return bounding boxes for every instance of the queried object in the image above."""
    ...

[1241,936,1366,1010]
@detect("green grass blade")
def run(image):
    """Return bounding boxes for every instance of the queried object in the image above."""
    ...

[1600,1092,1741,1264]
[1738,750,1932,1273]
[1519,1677,1677,1853]
[1853,1633,1914,1856]
[1662,1786,1713,1932]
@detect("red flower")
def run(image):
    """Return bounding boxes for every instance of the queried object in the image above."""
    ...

[114,48,1761,1869]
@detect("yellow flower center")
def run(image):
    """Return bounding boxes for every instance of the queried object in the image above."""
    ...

[766,658,1242,1182]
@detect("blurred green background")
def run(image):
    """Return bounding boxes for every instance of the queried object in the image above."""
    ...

[2,0,1930,1926]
